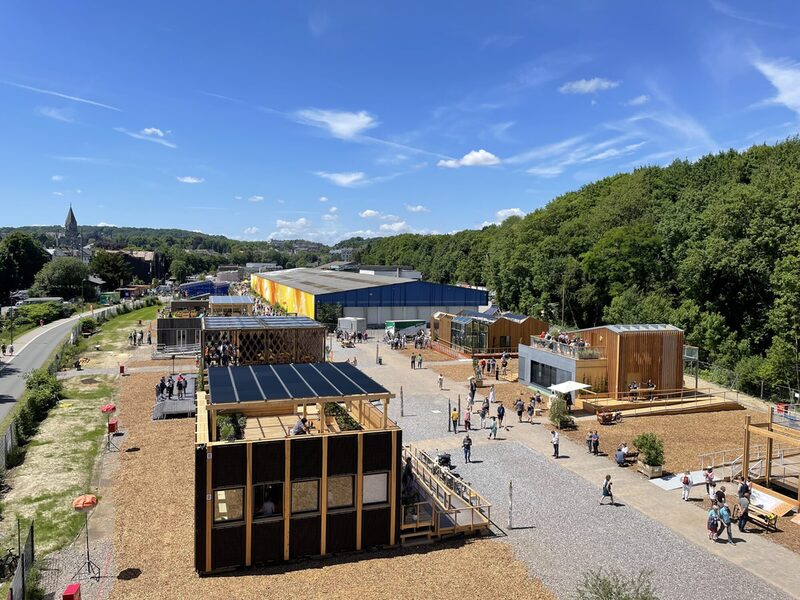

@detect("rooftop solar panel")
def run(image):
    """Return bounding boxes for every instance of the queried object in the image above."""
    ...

[293,363,341,397]
[208,367,238,404]
[331,362,390,395]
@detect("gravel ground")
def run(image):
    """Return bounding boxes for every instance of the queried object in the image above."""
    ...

[437,440,791,600]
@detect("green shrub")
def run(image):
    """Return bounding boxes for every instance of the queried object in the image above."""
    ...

[548,397,570,428]
[6,445,26,469]
[576,569,658,600]
[632,433,665,467]
[324,402,362,431]
[80,317,98,333]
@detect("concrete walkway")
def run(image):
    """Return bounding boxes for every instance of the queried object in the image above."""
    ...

[339,339,800,599]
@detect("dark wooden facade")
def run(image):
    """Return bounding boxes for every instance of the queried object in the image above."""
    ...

[202,318,326,365]
[156,317,201,347]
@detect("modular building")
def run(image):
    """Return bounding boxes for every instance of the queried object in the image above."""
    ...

[518,324,684,395]
[194,361,401,573]
[431,310,548,357]
[251,268,487,328]
[208,295,254,317]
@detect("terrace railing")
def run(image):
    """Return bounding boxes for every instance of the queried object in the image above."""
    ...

[528,336,605,360]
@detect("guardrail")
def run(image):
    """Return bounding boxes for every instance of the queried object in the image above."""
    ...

[430,338,519,358]
[528,336,605,360]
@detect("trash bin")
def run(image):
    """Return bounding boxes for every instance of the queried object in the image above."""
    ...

[63,583,82,600]
[119,365,125,376]
[378,357,383,365]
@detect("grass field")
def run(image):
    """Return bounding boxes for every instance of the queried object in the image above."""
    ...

[90,305,159,350]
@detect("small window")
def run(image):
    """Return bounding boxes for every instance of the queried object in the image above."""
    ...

[291,480,320,514]
[499,335,511,348]
[363,472,388,505]
[253,482,283,518]
[327,475,354,509]
[214,488,244,523]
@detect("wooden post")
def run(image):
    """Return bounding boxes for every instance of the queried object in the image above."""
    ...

[245,442,253,566]
[400,386,404,417]
[205,447,213,573]
[389,430,397,545]
[743,415,751,481]
[765,407,774,485]
[320,436,328,555]
[283,438,291,561]
[356,434,363,550]
[508,480,513,530]
[382,398,388,429]
[318,403,326,434]
[210,409,217,442]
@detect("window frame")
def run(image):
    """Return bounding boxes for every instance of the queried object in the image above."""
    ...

[252,481,284,520]
[213,486,245,524]
[327,474,355,510]
[290,478,320,515]
[362,471,389,506]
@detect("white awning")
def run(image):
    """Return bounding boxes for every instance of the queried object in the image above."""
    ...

[547,381,591,394]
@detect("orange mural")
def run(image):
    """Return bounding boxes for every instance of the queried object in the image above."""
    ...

[251,274,315,318]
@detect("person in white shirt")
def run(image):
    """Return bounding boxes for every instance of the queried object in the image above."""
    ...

[681,470,692,501]
[551,430,560,458]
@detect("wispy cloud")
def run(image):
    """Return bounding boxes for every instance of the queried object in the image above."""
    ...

[752,58,800,116]
[51,155,118,166]
[379,221,409,233]
[437,149,501,168]
[38,106,74,122]
[405,204,429,213]
[243,226,260,235]
[506,135,586,165]
[53,191,63,196]
[116,127,177,148]
[359,209,400,222]
[295,109,378,139]
[308,11,331,37]
[709,0,781,28]
[480,34,522,50]
[559,78,619,94]
[247,195,264,203]
[141,127,166,137]
[176,176,205,184]
[315,171,366,187]
[51,175,64,182]
[3,81,121,111]
[626,94,650,107]
[319,196,329,202]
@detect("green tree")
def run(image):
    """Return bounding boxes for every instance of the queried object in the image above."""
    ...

[89,250,133,290]
[31,257,90,299]
[0,232,48,302]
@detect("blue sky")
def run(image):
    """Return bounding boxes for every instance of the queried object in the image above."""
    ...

[1,1,799,244]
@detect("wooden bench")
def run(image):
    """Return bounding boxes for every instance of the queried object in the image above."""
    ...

[624,451,639,464]
[733,503,778,532]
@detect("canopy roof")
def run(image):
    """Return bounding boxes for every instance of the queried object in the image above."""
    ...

[547,381,591,394]
[209,295,253,305]
[203,316,323,331]
[207,361,390,405]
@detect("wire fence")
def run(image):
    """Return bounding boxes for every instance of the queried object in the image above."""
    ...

[7,521,34,600]
[686,359,799,404]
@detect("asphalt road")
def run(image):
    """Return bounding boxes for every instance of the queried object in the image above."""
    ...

[0,310,93,422]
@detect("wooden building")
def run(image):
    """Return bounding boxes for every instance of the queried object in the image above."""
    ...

[202,316,326,365]
[519,324,684,395]
[208,295,254,317]
[430,310,548,357]
[194,361,401,573]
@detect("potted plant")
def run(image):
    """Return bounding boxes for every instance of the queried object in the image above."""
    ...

[548,397,572,429]
[632,433,664,479]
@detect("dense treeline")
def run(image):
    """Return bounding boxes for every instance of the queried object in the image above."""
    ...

[358,139,800,397]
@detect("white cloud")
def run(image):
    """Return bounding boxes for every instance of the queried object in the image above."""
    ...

[52,191,63,196]
[3,81,121,111]
[405,204,429,213]
[584,141,647,162]
[97,222,117,227]
[244,226,260,235]
[496,208,525,219]
[709,0,780,27]
[559,78,619,94]
[233,196,243,200]
[116,127,176,148]
[379,221,409,233]
[322,213,337,222]
[295,108,378,139]
[247,195,264,203]
[141,127,165,137]
[753,58,800,116]
[329,206,338,213]
[506,135,586,165]
[319,196,329,202]
[315,171,366,187]
[51,175,64,182]
[38,106,74,122]
[437,149,501,168]
[626,94,650,107]
[359,209,400,221]
[269,217,312,239]
[176,176,205,184]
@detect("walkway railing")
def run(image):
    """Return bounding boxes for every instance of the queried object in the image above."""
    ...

[431,338,518,358]
[528,336,605,360]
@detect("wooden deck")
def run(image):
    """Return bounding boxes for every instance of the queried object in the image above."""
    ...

[584,396,742,418]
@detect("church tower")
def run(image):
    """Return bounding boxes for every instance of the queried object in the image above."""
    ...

[64,204,79,249]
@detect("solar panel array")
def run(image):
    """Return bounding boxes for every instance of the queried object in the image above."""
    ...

[208,295,253,305]
[208,362,389,404]
[203,316,323,331]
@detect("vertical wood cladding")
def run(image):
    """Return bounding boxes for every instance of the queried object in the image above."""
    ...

[327,434,358,476]
[326,511,357,553]
[289,515,321,558]
[211,525,245,570]
[252,440,285,483]
[212,443,247,487]
[290,437,322,479]
[361,507,391,548]
[251,520,284,564]
[363,431,392,472]
[194,446,207,573]
[616,330,684,393]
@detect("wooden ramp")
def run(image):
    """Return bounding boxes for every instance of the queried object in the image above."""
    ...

[615,397,742,418]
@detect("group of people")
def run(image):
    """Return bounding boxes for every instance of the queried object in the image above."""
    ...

[335,329,369,344]
[538,330,590,349]
[410,353,424,369]
[155,374,188,401]
[628,379,657,400]
[703,470,753,544]
[614,441,631,466]
[0,343,14,356]
[204,339,239,367]
[128,329,151,346]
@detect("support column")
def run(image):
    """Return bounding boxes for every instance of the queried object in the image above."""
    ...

[765,407,774,485]
[245,442,253,566]
[389,430,397,545]
[356,434,363,550]
[205,447,213,573]
[283,438,291,561]
[743,415,751,481]
[320,436,328,555]
[382,398,388,429]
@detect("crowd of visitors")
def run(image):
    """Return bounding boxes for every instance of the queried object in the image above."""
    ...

[155,374,189,401]
[204,339,239,366]
[128,329,151,346]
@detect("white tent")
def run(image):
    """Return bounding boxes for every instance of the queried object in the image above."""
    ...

[547,381,591,394]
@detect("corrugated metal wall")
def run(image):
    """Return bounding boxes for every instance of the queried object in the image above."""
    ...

[316,281,487,308]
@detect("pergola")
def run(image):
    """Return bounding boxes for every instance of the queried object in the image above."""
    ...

[743,406,800,506]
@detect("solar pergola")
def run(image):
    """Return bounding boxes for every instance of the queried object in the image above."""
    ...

[208,295,254,316]
[204,361,395,439]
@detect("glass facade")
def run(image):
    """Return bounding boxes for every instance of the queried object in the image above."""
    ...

[529,360,572,389]
[451,320,488,351]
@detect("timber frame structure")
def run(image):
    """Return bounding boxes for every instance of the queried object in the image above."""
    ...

[194,361,401,574]
[743,407,800,506]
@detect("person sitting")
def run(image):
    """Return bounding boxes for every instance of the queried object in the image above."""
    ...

[290,417,310,436]
[615,448,626,467]
[620,442,629,456]
[259,495,276,517]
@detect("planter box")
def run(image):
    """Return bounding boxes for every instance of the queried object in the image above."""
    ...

[637,461,663,479]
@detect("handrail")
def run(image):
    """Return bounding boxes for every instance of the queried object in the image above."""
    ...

[431,338,519,357]
[528,336,605,360]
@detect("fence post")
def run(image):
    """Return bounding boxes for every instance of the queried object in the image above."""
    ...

[508,480,513,530]
[400,386,404,417]
[448,398,452,432]
[457,395,461,428]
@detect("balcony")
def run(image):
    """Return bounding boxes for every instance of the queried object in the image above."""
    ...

[528,335,605,360]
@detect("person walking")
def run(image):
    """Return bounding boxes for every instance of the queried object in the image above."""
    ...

[738,492,750,533]
[591,431,600,455]
[707,504,720,541]
[417,353,423,369]
[515,398,524,422]
[462,433,472,463]
[410,354,415,370]
[586,430,593,453]
[463,406,471,431]
[526,399,535,422]
[704,467,715,495]
[496,403,506,429]
[715,485,727,506]
[450,407,459,434]
[719,503,735,544]
[1,343,6,355]
[551,430,560,458]
[437,374,444,390]
[681,470,692,501]
[488,416,498,440]
[600,475,614,505]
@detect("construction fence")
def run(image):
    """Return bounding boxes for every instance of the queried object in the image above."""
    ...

[7,521,34,600]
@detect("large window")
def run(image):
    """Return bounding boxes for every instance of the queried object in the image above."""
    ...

[529,360,571,389]
[214,488,244,523]
[327,475,354,509]
[253,482,283,518]
[363,472,388,505]
[291,480,320,514]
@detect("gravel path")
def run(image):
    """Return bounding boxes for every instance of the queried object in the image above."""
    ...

[437,440,791,600]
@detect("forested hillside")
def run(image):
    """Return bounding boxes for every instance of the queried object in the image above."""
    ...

[359,139,800,396]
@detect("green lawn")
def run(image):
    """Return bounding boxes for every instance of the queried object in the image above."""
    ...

[90,305,159,349]
[0,322,36,346]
